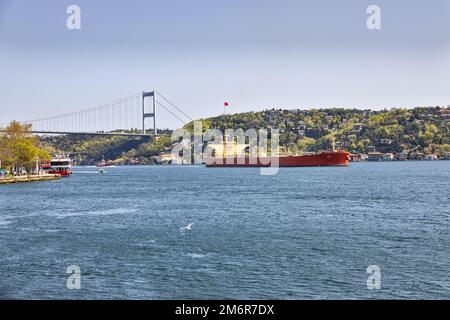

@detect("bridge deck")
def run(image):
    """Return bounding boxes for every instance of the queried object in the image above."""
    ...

[0,130,153,137]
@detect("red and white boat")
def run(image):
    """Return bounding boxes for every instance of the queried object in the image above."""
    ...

[48,156,72,176]
[96,156,114,167]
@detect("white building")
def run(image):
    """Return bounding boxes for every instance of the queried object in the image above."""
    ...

[360,154,369,161]
[383,153,394,161]
[397,153,408,161]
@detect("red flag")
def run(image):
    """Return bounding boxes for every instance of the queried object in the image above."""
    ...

[224,102,229,107]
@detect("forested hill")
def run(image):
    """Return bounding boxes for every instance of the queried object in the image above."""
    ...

[41,106,450,164]
[192,106,449,156]
[40,134,173,165]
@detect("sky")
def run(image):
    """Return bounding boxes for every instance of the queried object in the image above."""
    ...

[1,0,450,129]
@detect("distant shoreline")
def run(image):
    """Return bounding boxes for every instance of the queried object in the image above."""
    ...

[71,159,450,167]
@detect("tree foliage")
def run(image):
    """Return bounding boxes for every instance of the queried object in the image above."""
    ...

[185,106,450,156]
[38,106,450,163]
[0,121,51,172]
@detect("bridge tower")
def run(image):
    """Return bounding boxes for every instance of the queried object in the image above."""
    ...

[142,91,157,135]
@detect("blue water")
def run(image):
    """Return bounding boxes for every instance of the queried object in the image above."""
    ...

[0,162,449,299]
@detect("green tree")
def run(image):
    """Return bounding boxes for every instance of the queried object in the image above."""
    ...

[0,121,50,173]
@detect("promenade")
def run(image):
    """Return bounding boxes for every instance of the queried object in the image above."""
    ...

[0,174,60,184]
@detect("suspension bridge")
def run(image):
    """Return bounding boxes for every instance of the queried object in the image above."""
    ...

[0,91,192,137]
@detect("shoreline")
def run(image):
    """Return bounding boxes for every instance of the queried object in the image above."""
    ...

[0,174,61,185]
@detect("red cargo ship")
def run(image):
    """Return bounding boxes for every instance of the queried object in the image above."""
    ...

[206,151,350,167]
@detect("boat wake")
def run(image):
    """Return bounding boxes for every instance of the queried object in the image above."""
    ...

[186,253,207,259]
[50,207,139,219]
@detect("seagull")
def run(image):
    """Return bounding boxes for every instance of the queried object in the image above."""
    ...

[180,223,193,231]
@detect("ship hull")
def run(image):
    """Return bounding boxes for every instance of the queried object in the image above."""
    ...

[48,170,72,176]
[206,151,349,167]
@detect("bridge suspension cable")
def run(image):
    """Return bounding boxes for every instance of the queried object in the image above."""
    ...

[155,91,193,121]
[156,101,186,124]
[14,90,193,136]
[22,93,142,135]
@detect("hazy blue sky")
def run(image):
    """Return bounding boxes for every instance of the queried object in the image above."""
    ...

[1,0,450,128]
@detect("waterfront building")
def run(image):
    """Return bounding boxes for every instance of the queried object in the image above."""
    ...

[383,153,394,161]
[410,152,424,160]
[349,154,361,162]
[368,152,383,162]
[425,154,438,161]
[397,153,408,161]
